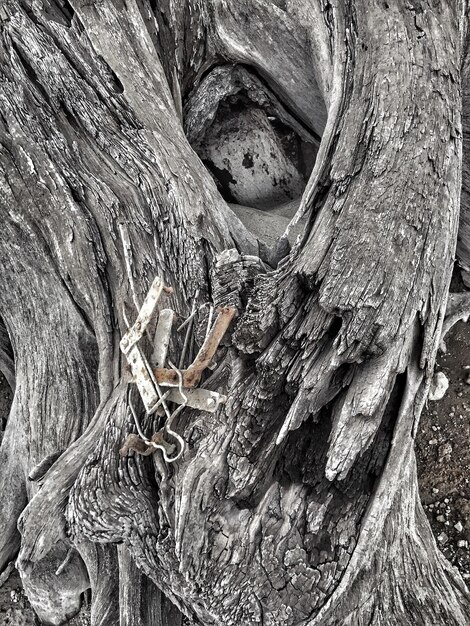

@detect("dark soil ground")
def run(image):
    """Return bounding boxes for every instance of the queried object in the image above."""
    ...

[416,319,470,582]
[0,320,469,623]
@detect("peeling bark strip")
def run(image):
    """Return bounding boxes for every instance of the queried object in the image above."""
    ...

[0,1,469,626]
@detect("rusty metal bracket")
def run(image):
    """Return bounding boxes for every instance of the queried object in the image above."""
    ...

[120,276,169,355]
[120,276,235,463]
[152,308,174,367]
[151,306,236,388]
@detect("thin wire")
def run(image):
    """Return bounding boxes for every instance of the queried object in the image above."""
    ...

[148,389,172,415]
[176,301,213,332]
[162,360,187,463]
[128,389,179,462]
[119,224,141,313]
[178,290,199,368]
[143,351,173,421]
[122,305,132,330]
[177,301,213,369]
[128,396,148,441]
[168,360,188,408]
[205,305,214,341]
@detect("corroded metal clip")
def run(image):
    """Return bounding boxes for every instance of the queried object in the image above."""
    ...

[119,276,235,463]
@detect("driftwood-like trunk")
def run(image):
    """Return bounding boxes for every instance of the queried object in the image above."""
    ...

[0,1,469,625]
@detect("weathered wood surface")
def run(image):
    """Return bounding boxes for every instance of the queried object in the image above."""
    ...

[458,34,470,286]
[0,1,469,625]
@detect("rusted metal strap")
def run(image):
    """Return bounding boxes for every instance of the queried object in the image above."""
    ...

[152,308,174,367]
[151,306,236,387]
[120,277,172,354]
[120,276,235,462]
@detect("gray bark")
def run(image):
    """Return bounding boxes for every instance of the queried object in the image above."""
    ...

[0,1,469,625]
[458,24,470,286]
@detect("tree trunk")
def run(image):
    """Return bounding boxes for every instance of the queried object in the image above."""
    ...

[0,1,469,625]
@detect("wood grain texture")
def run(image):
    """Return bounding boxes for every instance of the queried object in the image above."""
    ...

[458,26,470,286]
[0,1,468,625]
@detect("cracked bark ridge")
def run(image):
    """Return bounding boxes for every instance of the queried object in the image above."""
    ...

[0,1,469,625]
